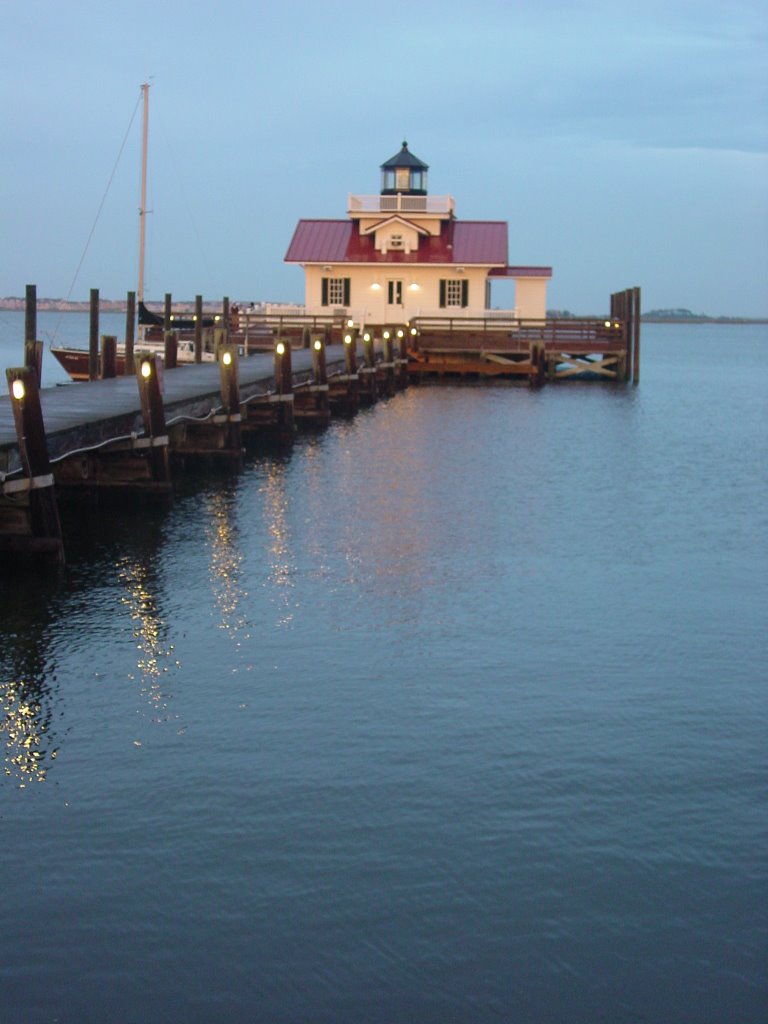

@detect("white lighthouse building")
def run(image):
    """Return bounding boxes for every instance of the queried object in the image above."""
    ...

[284,142,552,327]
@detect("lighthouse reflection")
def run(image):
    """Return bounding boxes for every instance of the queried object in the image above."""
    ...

[261,459,295,627]
[1,622,60,787]
[117,557,178,721]
[2,674,58,786]
[206,489,250,644]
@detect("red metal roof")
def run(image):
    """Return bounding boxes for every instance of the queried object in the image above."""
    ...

[284,218,509,266]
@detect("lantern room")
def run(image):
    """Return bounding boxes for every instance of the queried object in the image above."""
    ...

[380,141,429,196]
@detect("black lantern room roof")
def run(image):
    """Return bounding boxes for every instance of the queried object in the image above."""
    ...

[380,141,429,172]
[380,141,429,196]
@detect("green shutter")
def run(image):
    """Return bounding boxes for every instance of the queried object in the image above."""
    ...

[461,280,469,307]
[321,278,328,306]
[343,278,350,306]
[439,280,446,308]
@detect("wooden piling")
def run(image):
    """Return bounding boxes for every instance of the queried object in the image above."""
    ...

[100,335,117,379]
[89,288,99,381]
[124,290,136,376]
[222,296,230,343]
[273,338,295,442]
[3,368,64,564]
[25,285,36,349]
[24,340,43,389]
[328,327,360,417]
[631,287,641,384]
[217,344,243,461]
[195,295,203,363]
[397,329,412,387]
[164,330,178,369]
[136,355,171,487]
[294,335,330,429]
[379,330,396,397]
[360,329,378,405]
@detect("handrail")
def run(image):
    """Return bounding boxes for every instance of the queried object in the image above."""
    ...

[348,194,455,215]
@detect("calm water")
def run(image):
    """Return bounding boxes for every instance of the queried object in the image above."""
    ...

[1,316,766,1023]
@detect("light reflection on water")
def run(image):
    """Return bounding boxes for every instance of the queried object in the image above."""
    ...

[0,325,766,1023]
[117,557,179,723]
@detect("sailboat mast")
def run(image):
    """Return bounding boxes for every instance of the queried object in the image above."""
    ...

[137,82,150,307]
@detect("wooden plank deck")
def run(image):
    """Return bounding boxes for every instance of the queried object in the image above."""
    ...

[0,346,349,476]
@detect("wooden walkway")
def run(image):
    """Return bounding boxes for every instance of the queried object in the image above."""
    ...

[0,345,346,475]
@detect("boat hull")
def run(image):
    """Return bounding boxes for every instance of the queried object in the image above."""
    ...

[51,343,216,381]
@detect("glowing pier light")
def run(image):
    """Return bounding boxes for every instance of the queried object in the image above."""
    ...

[313,340,323,351]
[343,334,352,345]
[140,360,152,379]
[222,350,233,366]
[11,379,25,401]
[276,342,286,356]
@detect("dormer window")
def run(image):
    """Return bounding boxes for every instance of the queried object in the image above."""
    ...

[389,234,404,249]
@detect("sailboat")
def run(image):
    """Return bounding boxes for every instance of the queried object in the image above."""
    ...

[51,84,221,380]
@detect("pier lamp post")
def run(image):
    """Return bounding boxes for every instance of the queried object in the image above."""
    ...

[343,330,357,376]
[5,366,64,564]
[311,338,327,388]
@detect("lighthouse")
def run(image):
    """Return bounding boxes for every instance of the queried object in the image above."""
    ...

[284,145,551,325]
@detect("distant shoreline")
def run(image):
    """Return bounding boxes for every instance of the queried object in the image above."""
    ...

[0,300,766,324]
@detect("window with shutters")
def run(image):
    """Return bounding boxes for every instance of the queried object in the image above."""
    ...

[321,277,351,306]
[439,279,469,308]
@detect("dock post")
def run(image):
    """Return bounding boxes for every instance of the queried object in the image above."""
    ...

[89,288,99,381]
[24,340,43,389]
[125,290,136,376]
[620,289,632,382]
[632,286,641,385]
[218,344,243,461]
[274,338,295,442]
[164,330,178,369]
[136,355,171,486]
[295,335,331,429]
[398,328,414,387]
[25,284,37,350]
[100,335,117,379]
[194,295,203,363]
[4,368,64,565]
[24,285,42,388]
[328,326,360,417]
[222,296,230,343]
[379,330,396,396]
[360,329,378,405]
[164,293,172,333]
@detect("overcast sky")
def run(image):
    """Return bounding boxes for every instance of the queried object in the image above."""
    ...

[2,0,766,315]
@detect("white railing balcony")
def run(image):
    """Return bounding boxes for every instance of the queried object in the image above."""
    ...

[348,194,455,216]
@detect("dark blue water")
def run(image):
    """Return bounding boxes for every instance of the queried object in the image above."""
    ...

[1,320,766,1023]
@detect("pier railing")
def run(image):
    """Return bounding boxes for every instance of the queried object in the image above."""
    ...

[348,194,455,215]
[407,315,627,352]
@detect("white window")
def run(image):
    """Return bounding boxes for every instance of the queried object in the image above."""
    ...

[328,278,346,305]
[389,234,404,249]
[445,280,464,306]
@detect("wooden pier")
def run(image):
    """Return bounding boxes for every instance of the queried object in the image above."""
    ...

[1,286,639,566]
[1,337,383,566]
